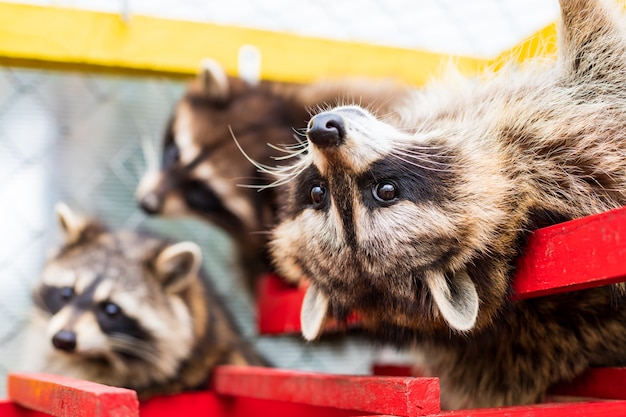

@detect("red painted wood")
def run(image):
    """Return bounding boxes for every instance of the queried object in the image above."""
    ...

[438,400,626,417]
[372,364,414,377]
[513,206,626,299]
[0,400,49,417]
[7,373,139,417]
[257,274,306,334]
[213,365,440,416]
[139,390,369,417]
[139,391,220,417]
[0,375,364,417]
[550,367,626,400]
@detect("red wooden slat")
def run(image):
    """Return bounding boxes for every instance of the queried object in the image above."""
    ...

[513,206,626,299]
[0,400,49,417]
[372,364,414,377]
[139,390,369,417]
[550,367,626,400]
[139,391,220,417]
[213,365,440,416]
[7,373,139,417]
[437,400,626,417]
[257,274,305,334]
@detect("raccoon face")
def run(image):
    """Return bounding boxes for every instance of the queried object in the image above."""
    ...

[136,59,293,243]
[36,277,151,359]
[270,106,508,340]
[33,203,202,386]
[272,0,626,342]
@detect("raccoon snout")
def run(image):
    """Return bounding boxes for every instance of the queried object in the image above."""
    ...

[52,330,77,352]
[139,192,162,215]
[307,113,346,148]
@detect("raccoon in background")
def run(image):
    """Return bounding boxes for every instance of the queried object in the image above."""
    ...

[136,59,409,287]
[24,203,266,400]
[270,0,626,409]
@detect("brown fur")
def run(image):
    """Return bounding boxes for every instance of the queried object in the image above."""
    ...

[136,60,410,287]
[269,0,626,409]
[24,204,266,400]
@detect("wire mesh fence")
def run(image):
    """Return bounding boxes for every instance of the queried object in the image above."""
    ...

[0,65,379,397]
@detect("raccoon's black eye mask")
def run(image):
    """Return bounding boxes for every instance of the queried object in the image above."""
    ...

[162,141,180,168]
[161,118,179,169]
[37,285,75,315]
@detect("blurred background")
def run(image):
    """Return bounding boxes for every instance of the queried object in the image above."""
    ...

[0,0,558,397]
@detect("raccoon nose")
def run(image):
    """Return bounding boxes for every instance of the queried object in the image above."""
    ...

[307,113,346,148]
[139,192,162,215]
[52,330,77,352]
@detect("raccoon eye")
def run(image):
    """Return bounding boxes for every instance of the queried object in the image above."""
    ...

[101,302,121,318]
[59,287,74,302]
[38,285,75,314]
[310,185,327,205]
[373,182,398,202]
[162,142,180,167]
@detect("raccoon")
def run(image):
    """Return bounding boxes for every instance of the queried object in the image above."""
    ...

[269,0,626,409]
[136,59,409,286]
[24,203,266,400]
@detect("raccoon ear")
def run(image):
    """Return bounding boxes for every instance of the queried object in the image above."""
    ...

[55,202,88,245]
[424,270,479,332]
[199,58,230,103]
[300,283,330,341]
[154,242,202,293]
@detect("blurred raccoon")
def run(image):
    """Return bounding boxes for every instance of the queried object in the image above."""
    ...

[136,59,409,288]
[24,203,266,399]
[269,0,626,409]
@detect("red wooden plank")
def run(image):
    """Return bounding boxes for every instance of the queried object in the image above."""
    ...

[140,390,369,417]
[550,367,626,400]
[0,400,49,417]
[372,364,414,377]
[438,400,626,417]
[139,391,220,417]
[257,273,306,334]
[513,206,626,299]
[7,373,139,417]
[213,365,440,416]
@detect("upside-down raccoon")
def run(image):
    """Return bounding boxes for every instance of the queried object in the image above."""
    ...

[269,0,626,409]
[24,203,266,399]
[136,59,409,287]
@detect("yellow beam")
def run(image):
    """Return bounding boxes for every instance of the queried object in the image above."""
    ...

[0,2,556,84]
[490,22,558,72]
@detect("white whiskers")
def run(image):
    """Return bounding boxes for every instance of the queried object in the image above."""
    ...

[229,125,310,190]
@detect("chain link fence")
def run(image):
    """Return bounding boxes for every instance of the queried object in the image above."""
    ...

[0,66,382,397]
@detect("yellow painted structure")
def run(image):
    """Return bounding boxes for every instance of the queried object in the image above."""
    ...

[0,2,557,84]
